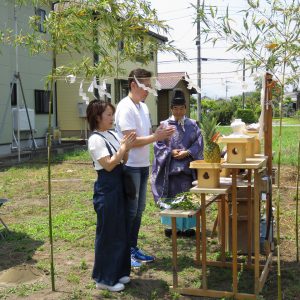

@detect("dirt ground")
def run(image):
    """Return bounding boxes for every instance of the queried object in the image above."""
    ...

[0,163,299,300]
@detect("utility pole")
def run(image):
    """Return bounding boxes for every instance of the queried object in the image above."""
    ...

[242,58,246,108]
[196,0,202,122]
[225,80,231,101]
[226,80,228,101]
[14,0,21,162]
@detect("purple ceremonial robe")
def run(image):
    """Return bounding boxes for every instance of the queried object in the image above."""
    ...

[151,117,203,203]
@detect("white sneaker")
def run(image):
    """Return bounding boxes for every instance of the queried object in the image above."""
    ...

[119,276,130,284]
[96,282,125,292]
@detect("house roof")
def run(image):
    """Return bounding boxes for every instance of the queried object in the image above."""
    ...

[158,72,197,94]
[158,72,187,89]
[148,31,168,43]
[52,3,168,43]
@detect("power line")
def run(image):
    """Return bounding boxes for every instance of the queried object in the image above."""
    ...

[156,6,194,15]
[157,5,246,16]
[181,46,229,50]
[164,14,197,21]
[164,11,240,22]
[158,57,242,64]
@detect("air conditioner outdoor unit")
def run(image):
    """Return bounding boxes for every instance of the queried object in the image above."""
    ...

[77,101,88,118]
[12,108,35,131]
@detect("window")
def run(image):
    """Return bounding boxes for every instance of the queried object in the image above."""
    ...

[35,8,46,33]
[11,83,17,106]
[35,90,52,114]
[114,79,128,103]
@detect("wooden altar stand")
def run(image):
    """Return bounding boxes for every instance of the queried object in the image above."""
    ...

[221,157,273,299]
[161,156,273,299]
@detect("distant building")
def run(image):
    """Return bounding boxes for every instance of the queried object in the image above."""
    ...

[0,2,53,156]
[0,2,167,156]
[284,90,300,111]
[156,72,196,123]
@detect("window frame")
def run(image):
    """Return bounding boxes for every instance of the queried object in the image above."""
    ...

[10,82,17,106]
[35,89,52,114]
[35,7,46,33]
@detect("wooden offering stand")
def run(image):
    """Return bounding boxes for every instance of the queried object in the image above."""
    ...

[219,136,252,163]
[190,160,221,188]
[221,157,272,298]
[163,74,276,299]
[160,188,229,298]
[246,130,261,155]
[164,157,271,299]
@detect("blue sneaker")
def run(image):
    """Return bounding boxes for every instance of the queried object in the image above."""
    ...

[131,256,142,268]
[131,247,155,263]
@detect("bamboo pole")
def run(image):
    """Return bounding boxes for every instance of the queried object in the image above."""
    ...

[46,9,60,290]
[265,71,283,299]
[296,141,300,262]
[275,69,286,300]
[47,53,56,292]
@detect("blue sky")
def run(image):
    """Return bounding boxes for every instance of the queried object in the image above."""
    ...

[150,0,256,99]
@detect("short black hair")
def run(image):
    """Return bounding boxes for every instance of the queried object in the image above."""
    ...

[86,99,115,131]
[128,68,152,91]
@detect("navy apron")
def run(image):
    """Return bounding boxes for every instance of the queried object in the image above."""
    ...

[92,132,130,286]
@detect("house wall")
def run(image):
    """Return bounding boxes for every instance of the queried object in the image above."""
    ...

[56,51,159,138]
[0,2,53,155]
[157,90,169,123]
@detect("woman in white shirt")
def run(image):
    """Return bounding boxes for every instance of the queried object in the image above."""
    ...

[87,100,136,292]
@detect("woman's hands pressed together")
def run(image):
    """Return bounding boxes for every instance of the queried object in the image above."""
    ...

[121,132,137,152]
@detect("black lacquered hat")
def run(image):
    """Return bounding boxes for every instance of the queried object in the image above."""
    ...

[171,89,186,106]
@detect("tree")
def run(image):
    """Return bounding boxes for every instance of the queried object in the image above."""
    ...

[196,0,299,85]
[2,0,186,291]
[11,0,186,78]
[195,0,300,298]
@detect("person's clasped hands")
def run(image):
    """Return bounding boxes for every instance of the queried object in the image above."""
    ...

[171,149,190,159]
[154,124,175,141]
[121,132,137,151]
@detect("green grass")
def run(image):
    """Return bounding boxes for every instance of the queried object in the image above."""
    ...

[0,155,297,300]
[52,148,90,162]
[0,123,298,299]
[272,126,300,165]
[0,282,48,298]
[273,117,300,125]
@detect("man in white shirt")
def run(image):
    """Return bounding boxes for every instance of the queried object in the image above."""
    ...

[115,68,174,268]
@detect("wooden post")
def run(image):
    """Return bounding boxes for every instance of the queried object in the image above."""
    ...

[264,73,273,177]
[232,169,238,294]
[254,170,261,295]
[247,169,253,265]
[201,193,207,289]
[196,210,201,265]
[221,195,226,262]
[264,72,274,254]
[171,217,178,287]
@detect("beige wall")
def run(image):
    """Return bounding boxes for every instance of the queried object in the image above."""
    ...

[56,49,159,137]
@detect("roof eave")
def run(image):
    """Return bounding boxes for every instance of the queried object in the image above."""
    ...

[147,31,168,43]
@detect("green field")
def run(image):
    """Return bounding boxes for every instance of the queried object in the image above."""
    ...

[217,125,300,166]
[0,148,298,299]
